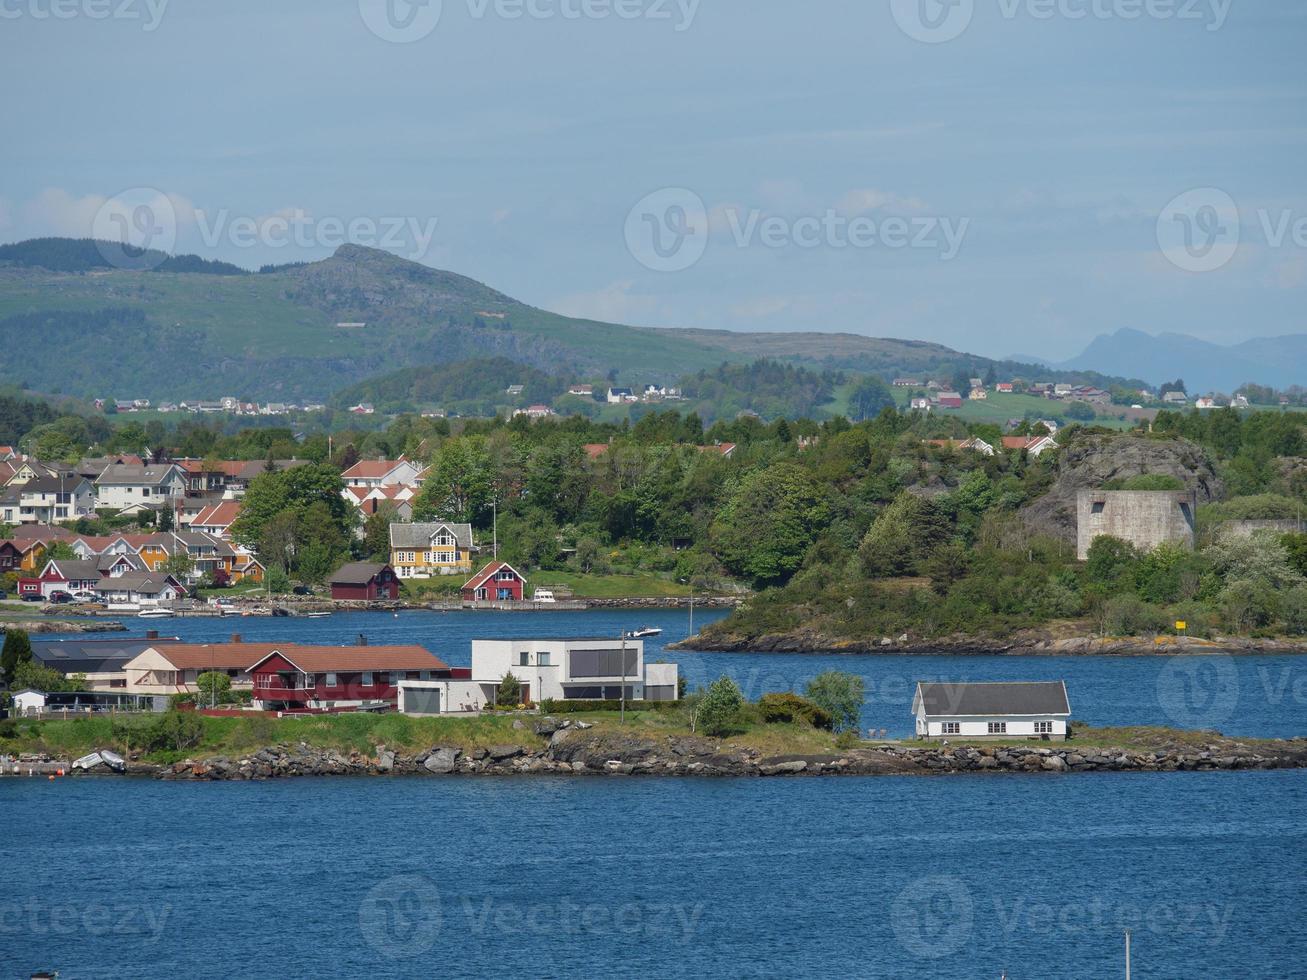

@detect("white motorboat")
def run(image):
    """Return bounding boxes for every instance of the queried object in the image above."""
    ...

[625,626,662,639]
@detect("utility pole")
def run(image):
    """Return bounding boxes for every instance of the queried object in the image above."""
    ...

[619,631,626,724]
[1124,929,1132,980]
[492,498,498,560]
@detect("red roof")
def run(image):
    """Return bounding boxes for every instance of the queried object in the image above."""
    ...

[192,500,241,527]
[342,459,405,479]
[582,443,610,460]
[246,644,449,673]
[462,560,525,591]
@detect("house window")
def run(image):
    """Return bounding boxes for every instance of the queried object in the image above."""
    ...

[434,551,456,564]
[1034,721,1054,734]
[326,672,338,687]
[537,652,551,667]
[375,672,389,685]
[519,652,530,666]
[987,721,1007,735]
[361,672,373,686]
[941,722,960,735]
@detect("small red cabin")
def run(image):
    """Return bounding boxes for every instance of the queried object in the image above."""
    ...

[329,562,399,601]
[461,561,526,602]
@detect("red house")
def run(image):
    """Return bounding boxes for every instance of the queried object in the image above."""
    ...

[461,561,526,602]
[329,562,400,601]
[247,644,452,710]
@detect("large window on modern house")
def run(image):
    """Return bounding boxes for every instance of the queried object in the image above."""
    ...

[987,721,1007,734]
[941,722,960,735]
[568,648,639,678]
[645,685,676,702]
[537,652,551,667]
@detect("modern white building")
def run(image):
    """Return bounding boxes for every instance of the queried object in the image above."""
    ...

[93,464,187,511]
[398,637,679,715]
[912,681,1071,741]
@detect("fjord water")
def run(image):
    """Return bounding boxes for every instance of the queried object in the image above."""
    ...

[123,607,1307,738]
[4,772,1305,978]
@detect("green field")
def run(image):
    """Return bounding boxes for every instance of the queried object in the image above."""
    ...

[892,388,1138,429]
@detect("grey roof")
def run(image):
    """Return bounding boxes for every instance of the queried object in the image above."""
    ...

[44,559,101,581]
[94,464,182,487]
[389,522,474,550]
[330,561,392,585]
[31,637,169,674]
[20,474,90,494]
[94,573,177,595]
[97,553,145,572]
[915,682,1070,717]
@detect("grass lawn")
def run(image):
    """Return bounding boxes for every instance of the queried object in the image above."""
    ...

[527,570,691,599]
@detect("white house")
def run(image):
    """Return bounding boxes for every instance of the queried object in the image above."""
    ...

[341,458,423,489]
[606,387,636,404]
[8,474,96,523]
[93,464,187,511]
[913,681,1071,741]
[398,637,679,715]
[11,689,48,717]
[93,573,185,609]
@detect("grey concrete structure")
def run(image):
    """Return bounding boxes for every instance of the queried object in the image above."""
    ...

[1076,490,1198,560]
[1218,519,1304,540]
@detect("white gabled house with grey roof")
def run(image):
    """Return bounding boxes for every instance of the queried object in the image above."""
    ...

[913,681,1071,741]
[93,463,187,512]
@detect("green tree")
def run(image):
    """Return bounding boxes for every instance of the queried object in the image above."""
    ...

[693,675,745,736]
[1,628,34,686]
[805,671,865,734]
[13,658,72,693]
[497,671,523,706]
[710,463,830,586]
[1084,536,1140,589]
[362,503,399,563]
[847,376,895,422]
[414,437,494,525]
[195,670,233,706]
[859,492,951,578]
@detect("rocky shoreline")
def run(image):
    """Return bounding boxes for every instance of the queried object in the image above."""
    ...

[0,617,126,634]
[680,627,1307,656]
[10,720,1306,780]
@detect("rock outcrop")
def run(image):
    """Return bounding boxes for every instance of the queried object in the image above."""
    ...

[1020,435,1223,545]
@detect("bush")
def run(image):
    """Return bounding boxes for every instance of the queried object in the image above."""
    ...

[497,672,523,706]
[758,692,832,730]
[694,676,745,736]
[805,671,865,734]
[1282,585,1307,635]
[1102,595,1166,636]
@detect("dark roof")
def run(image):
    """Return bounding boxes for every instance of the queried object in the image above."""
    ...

[389,522,474,550]
[330,561,392,585]
[31,637,173,674]
[914,681,1070,717]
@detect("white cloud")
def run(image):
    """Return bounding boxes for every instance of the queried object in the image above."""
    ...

[836,188,929,215]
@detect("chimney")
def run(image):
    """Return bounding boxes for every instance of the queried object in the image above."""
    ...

[357,633,368,646]
[145,629,159,640]
[230,633,242,644]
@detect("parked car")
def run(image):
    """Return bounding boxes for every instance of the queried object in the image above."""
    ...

[70,590,100,604]
[47,591,73,604]
[21,591,44,602]
[292,585,314,596]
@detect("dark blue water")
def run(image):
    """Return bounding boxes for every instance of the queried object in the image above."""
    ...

[122,608,1307,739]
[3,772,1305,978]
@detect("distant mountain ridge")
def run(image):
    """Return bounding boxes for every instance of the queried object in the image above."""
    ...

[0,238,1140,401]
[1056,328,1307,394]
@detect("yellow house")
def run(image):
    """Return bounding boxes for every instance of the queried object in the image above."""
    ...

[389,522,476,579]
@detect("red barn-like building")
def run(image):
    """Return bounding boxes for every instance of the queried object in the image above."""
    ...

[329,562,399,601]
[461,561,526,602]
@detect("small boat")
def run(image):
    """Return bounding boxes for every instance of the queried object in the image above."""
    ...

[625,626,663,639]
[306,611,331,619]
[533,589,557,604]
[71,750,125,773]
[137,608,175,619]
[271,607,290,617]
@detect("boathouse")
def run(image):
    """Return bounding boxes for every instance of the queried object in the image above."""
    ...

[912,681,1071,740]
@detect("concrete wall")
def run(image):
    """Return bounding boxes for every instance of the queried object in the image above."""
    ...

[1076,490,1198,560]
[1219,519,1305,540]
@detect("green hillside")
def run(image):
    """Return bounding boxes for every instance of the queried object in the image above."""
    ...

[0,239,1141,402]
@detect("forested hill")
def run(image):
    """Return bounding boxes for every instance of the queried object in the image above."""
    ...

[0,237,1141,402]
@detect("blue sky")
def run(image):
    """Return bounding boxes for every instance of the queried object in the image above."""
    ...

[1,0,1304,360]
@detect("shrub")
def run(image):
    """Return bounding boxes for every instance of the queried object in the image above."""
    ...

[195,671,232,705]
[497,672,522,705]
[1282,585,1307,635]
[1102,595,1166,636]
[805,671,865,734]
[758,692,832,730]
[694,676,745,736]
